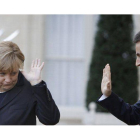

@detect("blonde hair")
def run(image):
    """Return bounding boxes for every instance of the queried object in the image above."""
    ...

[0,41,25,72]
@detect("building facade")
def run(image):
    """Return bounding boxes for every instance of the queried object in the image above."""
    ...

[0,15,139,125]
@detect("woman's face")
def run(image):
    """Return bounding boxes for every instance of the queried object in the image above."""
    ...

[0,68,19,92]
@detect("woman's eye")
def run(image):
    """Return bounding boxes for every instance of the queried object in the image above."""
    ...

[11,72,16,75]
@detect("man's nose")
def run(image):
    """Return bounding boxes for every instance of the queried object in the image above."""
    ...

[5,75,12,83]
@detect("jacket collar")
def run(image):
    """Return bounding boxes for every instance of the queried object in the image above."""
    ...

[0,71,25,109]
[16,71,24,86]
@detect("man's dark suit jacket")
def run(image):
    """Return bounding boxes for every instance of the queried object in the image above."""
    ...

[97,92,140,125]
[0,71,60,125]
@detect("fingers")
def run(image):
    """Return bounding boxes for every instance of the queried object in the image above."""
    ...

[31,58,45,69]
[40,62,45,70]
[34,58,38,66]
[104,64,111,79]
[102,63,111,88]
[103,63,110,75]
[37,59,41,67]
[31,60,35,68]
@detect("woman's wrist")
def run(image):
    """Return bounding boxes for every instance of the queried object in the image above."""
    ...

[30,79,42,86]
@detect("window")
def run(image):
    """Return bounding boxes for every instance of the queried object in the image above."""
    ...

[45,15,85,107]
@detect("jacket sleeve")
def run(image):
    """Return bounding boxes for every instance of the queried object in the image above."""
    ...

[96,92,140,125]
[32,80,60,125]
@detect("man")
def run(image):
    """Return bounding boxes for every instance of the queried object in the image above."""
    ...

[97,31,140,125]
[0,41,60,125]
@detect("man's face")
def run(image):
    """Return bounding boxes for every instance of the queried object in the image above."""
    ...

[0,69,19,92]
[136,42,140,67]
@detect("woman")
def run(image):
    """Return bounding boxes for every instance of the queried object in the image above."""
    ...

[0,41,60,125]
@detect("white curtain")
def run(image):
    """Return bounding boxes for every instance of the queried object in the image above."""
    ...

[45,15,85,107]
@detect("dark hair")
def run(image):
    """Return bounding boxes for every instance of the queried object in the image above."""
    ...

[134,31,140,43]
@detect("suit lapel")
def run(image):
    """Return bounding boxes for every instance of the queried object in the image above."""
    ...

[0,71,25,109]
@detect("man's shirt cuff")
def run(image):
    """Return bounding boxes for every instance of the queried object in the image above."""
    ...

[98,94,108,101]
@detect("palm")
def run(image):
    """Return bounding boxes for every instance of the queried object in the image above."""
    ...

[101,64,112,96]
[22,59,44,85]
[26,67,41,81]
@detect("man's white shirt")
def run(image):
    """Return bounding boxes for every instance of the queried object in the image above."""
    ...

[98,94,108,101]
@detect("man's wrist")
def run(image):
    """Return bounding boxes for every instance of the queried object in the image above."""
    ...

[103,90,111,97]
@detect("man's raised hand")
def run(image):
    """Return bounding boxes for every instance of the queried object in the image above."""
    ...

[21,58,45,85]
[101,64,112,97]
